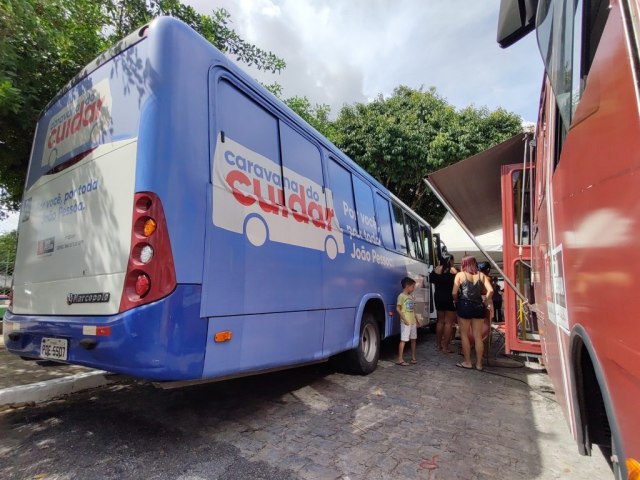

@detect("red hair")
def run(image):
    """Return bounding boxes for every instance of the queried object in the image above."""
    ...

[460,256,478,274]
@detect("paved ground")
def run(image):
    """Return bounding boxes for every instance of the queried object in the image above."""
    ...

[0,331,612,480]
[0,336,92,389]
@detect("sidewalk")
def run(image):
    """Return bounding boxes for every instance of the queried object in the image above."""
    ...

[0,336,111,407]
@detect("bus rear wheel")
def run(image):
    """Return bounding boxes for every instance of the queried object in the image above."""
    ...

[345,313,380,375]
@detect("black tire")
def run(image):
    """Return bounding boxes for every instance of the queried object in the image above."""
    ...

[345,313,380,375]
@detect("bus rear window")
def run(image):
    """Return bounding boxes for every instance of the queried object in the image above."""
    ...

[26,41,148,191]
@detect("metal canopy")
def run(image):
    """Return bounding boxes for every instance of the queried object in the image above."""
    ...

[424,132,534,305]
[425,133,531,236]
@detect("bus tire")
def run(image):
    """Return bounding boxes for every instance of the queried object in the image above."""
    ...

[345,313,380,375]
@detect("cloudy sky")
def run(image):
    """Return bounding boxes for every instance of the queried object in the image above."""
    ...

[0,1,544,234]
[186,0,544,121]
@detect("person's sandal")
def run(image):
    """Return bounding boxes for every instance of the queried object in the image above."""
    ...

[396,361,410,366]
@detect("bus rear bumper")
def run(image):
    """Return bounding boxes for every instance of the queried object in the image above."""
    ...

[2,285,206,381]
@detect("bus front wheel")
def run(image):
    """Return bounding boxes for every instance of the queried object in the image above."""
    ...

[345,313,380,375]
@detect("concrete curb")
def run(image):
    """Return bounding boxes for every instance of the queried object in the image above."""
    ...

[0,370,112,408]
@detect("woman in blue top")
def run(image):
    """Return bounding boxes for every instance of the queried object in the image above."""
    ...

[452,256,493,371]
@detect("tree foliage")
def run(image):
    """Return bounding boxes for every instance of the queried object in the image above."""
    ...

[0,230,16,281]
[0,0,108,217]
[284,96,335,141]
[104,1,285,73]
[263,83,335,140]
[0,0,285,217]
[332,86,523,224]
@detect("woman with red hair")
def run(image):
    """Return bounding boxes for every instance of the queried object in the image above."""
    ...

[452,256,493,371]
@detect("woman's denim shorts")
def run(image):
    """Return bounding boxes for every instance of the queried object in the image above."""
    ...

[456,299,486,319]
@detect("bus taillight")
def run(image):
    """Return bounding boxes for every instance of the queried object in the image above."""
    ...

[135,273,151,296]
[143,218,157,237]
[119,192,176,312]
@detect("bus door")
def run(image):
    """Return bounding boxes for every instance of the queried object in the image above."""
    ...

[202,72,326,376]
[501,164,540,355]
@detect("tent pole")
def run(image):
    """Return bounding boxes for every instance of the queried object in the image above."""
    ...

[423,177,529,305]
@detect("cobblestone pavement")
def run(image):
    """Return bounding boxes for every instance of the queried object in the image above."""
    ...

[0,332,611,480]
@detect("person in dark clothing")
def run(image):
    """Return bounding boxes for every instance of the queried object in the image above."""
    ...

[429,255,457,353]
[477,262,493,331]
[492,277,503,322]
[452,256,493,371]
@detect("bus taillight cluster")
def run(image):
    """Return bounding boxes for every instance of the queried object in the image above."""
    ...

[119,192,177,312]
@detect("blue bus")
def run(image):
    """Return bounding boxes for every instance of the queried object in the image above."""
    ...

[3,17,435,382]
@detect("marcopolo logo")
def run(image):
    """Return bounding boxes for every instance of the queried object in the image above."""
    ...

[67,292,111,305]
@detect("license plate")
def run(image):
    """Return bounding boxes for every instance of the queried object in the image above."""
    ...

[40,337,68,361]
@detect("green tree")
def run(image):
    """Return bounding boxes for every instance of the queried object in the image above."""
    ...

[332,86,522,224]
[0,0,108,218]
[0,230,16,291]
[0,0,285,217]
[263,83,335,140]
[284,96,335,141]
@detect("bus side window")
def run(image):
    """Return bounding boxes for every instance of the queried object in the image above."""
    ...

[535,89,548,211]
[375,194,395,250]
[352,176,380,245]
[414,220,426,262]
[217,79,281,171]
[280,121,325,211]
[536,0,609,169]
[327,157,358,235]
[512,169,532,246]
[405,215,424,261]
[391,203,408,255]
[421,225,433,266]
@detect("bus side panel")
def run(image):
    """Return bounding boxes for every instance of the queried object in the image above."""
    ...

[547,1,640,459]
[323,308,356,356]
[323,241,426,342]
[203,311,324,377]
[325,242,412,315]
[203,75,325,317]
[203,225,324,314]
